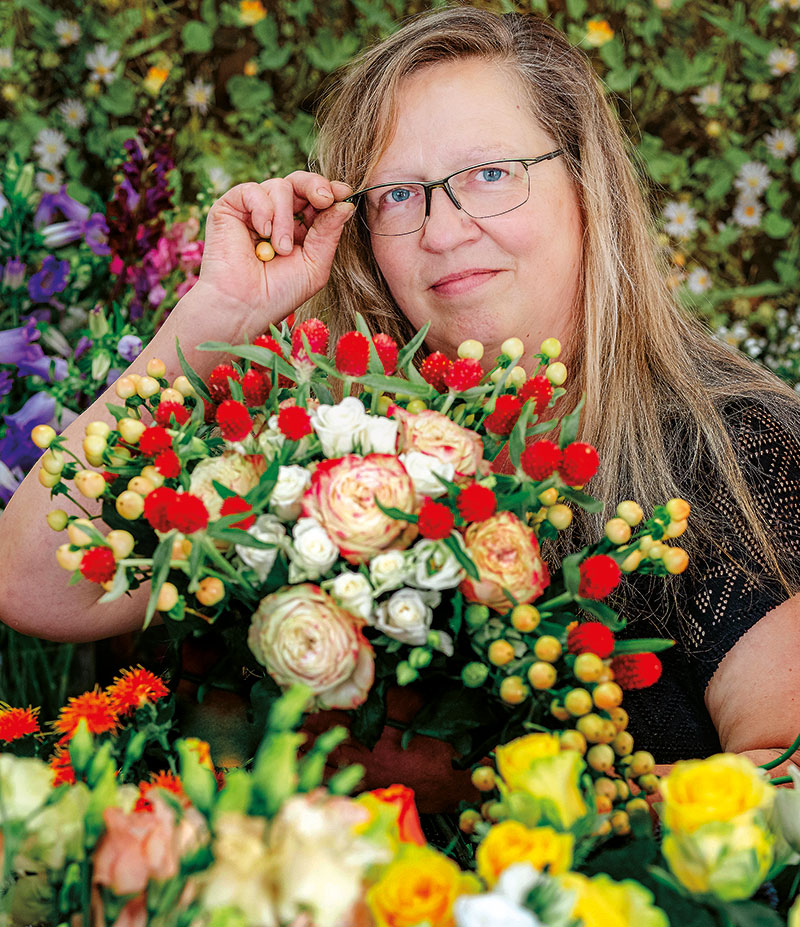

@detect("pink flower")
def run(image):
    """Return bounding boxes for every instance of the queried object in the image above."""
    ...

[176,273,199,299]
[248,583,374,709]
[395,408,488,479]
[179,240,204,269]
[146,236,177,278]
[302,454,417,564]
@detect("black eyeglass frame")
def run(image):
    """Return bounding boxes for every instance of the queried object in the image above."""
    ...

[343,150,565,236]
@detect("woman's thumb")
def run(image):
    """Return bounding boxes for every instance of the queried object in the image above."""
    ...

[301,201,356,270]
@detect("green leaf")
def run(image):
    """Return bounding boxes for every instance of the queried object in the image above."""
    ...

[562,551,583,597]
[176,340,211,402]
[612,638,676,654]
[99,80,136,117]
[128,28,173,58]
[508,401,534,470]
[144,534,175,629]
[98,564,131,604]
[559,486,603,513]
[575,597,625,630]
[763,211,793,239]
[211,479,238,501]
[226,75,273,110]
[359,374,431,397]
[701,12,774,56]
[396,322,430,371]
[442,535,479,581]
[558,395,585,449]
[565,0,587,19]
[182,21,214,53]
[304,28,361,73]
[349,680,387,749]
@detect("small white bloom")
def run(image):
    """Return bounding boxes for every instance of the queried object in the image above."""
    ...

[769,0,785,9]
[55,19,81,46]
[356,415,399,454]
[327,570,374,620]
[399,450,455,498]
[236,514,287,582]
[185,77,214,115]
[207,165,232,194]
[288,517,338,581]
[0,48,12,69]
[33,128,69,168]
[310,397,368,458]
[690,83,721,111]
[733,195,764,228]
[270,464,311,521]
[687,267,712,294]
[764,128,797,161]
[0,755,54,823]
[409,538,466,591]
[369,550,409,595]
[57,98,88,129]
[85,44,120,85]
[35,167,64,193]
[373,588,441,646]
[662,200,698,240]
[734,161,771,195]
[767,47,798,77]
[256,414,286,460]
[454,894,540,927]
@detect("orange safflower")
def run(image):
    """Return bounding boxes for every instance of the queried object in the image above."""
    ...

[0,705,40,743]
[135,770,187,812]
[106,666,169,715]
[184,736,213,770]
[239,0,266,25]
[51,745,77,786]
[54,688,117,739]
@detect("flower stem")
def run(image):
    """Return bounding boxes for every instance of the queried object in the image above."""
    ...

[759,729,800,770]
[769,775,792,786]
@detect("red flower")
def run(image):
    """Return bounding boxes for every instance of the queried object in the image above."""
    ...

[220,495,255,530]
[80,546,116,584]
[135,770,188,812]
[560,442,600,486]
[242,368,270,406]
[154,449,181,478]
[252,334,292,387]
[567,621,615,659]
[484,394,522,435]
[456,484,497,522]
[417,499,455,540]
[139,426,172,456]
[208,364,241,402]
[143,486,180,532]
[519,375,553,414]
[444,357,483,392]
[0,706,40,743]
[369,785,426,846]
[216,399,252,442]
[335,331,370,377]
[291,318,329,360]
[578,554,622,600]
[102,471,118,483]
[610,652,663,690]
[154,402,190,427]
[420,352,453,392]
[278,405,312,441]
[373,333,399,375]
[203,398,218,424]
[55,688,117,738]
[167,492,209,534]
[520,440,562,480]
[106,666,169,715]
[50,745,76,786]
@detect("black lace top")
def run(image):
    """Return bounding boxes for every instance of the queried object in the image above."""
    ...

[614,401,800,763]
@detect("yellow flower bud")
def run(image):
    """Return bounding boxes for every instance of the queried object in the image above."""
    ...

[612,730,634,756]
[629,750,655,777]
[501,337,524,360]
[471,766,497,792]
[500,675,529,704]
[587,744,615,773]
[666,497,690,521]
[159,387,184,405]
[31,424,56,448]
[507,365,526,388]
[540,337,561,359]
[83,434,107,465]
[146,358,167,379]
[663,547,689,574]
[538,487,559,507]
[593,681,623,710]
[528,661,557,689]
[38,467,61,488]
[488,639,515,666]
[533,635,562,662]
[511,604,540,632]
[573,652,604,683]
[74,469,106,499]
[458,339,484,360]
[545,362,567,386]
[546,504,572,530]
[576,712,606,742]
[118,418,147,444]
[195,576,225,606]
[86,421,111,438]
[604,517,631,545]
[564,688,593,717]
[115,490,144,520]
[41,449,65,474]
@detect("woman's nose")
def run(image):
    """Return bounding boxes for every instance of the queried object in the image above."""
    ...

[419,186,481,251]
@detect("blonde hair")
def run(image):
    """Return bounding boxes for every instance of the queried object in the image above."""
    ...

[304,5,800,592]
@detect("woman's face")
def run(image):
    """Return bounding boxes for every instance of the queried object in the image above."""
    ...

[366,58,583,367]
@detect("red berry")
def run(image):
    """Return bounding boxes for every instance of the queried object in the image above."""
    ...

[567,622,615,659]
[167,493,209,534]
[139,426,172,456]
[241,369,270,406]
[560,442,600,486]
[610,653,662,690]
[578,555,622,600]
[154,449,181,478]
[278,405,312,441]
[484,394,522,435]
[335,331,370,377]
[291,318,329,360]
[207,364,241,403]
[444,358,483,392]
[456,484,497,522]
[216,400,253,442]
[520,440,561,480]
[519,375,553,414]
[80,547,116,584]
[420,352,453,392]
[155,402,190,427]
[143,486,179,532]
[220,496,255,531]
[417,499,455,540]
[373,333,399,375]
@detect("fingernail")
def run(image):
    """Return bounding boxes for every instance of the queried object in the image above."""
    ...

[280,235,292,252]
[317,187,333,199]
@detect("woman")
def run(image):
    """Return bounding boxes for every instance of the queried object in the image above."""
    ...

[1,7,799,776]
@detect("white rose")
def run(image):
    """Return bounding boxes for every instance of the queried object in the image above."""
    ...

[236,514,287,582]
[356,415,399,455]
[369,550,410,595]
[326,570,374,621]
[399,450,455,498]
[454,894,539,927]
[0,755,53,824]
[271,465,311,521]
[310,397,367,457]
[288,517,338,581]
[373,588,441,646]
[410,538,466,591]
[256,414,286,460]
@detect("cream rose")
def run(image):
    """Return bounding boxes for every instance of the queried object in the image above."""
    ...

[369,550,410,595]
[326,570,374,621]
[302,454,417,565]
[399,450,455,498]
[189,452,266,521]
[269,465,311,521]
[310,397,368,457]
[396,408,488,478]
[236,514,287,582]
[356,415,399,454]
[248,583,374,709]
[288,517,339,581]
[410,538,466,591]
[373,588,441,646]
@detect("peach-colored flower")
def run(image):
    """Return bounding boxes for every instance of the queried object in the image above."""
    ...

[460,511,549,613]
[395,408,488,479]
[189,451,266,521]
[302,454,417,564]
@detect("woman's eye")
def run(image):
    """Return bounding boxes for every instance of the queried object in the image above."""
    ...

[478,167,505,182]
[379,186,416,208]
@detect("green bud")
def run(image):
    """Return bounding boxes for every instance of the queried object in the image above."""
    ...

[122,729,148,773]
[86,740,114,788]
[461,662,490,688]
[267,684,313,732]
[214,768,253,816]
[465,604,490,629]
[88,305,109,338]
[409,647,432,669]
[177,739,217,814]
[327,764,365,796]
[91,351,111,384]
[252,731,303,816]
[298,727,348,792]
[13,163,34,198]
[68,718,94,778]
[396,661,419,686]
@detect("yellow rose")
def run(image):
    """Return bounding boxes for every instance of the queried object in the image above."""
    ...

[496,733,560,790]
[789,896,800,927]
[189,452,266,521]
[661,753,773,834]
[559,872,669,927]
[367,844,479,927]
[506,750,589,830]
[476,821,573,886]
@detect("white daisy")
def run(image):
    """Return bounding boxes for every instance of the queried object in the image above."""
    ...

[207,165,232,195]
[57,98,88,129]
[54,19,81,46]
[689,83,721,111]
[185,77,213,114]
[662,200,698,240]
[35,167,64,193]
[787,0,799,9]
[732,195,764,228]
[764,128,797,161]
[768,0,785,8]
[733,161,771,196]
[85,44,120,85]
[33,128,69,168]
[687,267,712,294]
[767,47,798,76]
[0,48,12,69]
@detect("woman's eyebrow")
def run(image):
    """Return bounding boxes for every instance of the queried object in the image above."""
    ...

[369,147,512,184]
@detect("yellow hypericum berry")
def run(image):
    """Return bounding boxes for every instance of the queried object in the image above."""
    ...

[615,780,630,801]
[41,449,65,475]
[83,434,107,464]
[195,577,225,606]
[573,652,604,683]
[593,819,612,837]
[136,376,160,399]
[115,376,137,399]
[118,418,147,445]
[638,774,660,796]
[173,375,196,397]
[471,766,496,792]
[620,549,643,573]
[128,476,156,497]
[38,468,61,488]
[171,535,192,560]
[56,544,84,572]
[146,358,167,379]
[663,547,689,574]
[537,487,559,507]
[489,367,504,384]
[488,639,515,666]
[636,534,654,556]
[595,794,613,814]
[511,603,540,633]
[594,777,617,799]
[140,465,165,488]
[458,809,482,835]
[593,681,623,711]
[663,518,687,539]
[74,469,106,499]
[507,366,526,389]
[550,699,570,721]
[587,744,615,773]
[46,509,68,532]
[156,582,179,612]
[626,798,650,816]
[629,750,655,777]
[610,706,629,731]
[86,421,111,438]
[115,490,144,520]
[666,497,691,521]
[564,687,593,717]
[31,424,57,448]
[612,731,634,756]
[501,337,524,360]
[406,399,427,414]
[106,529,135,560]
[647,540,667,560]
[67,518,95,547]
[482,801,505,824]
[615,500,643,527]
[575,712,606,742]
[500,675,528,704]
[376,395,391,415]
[108,445,133,465]
[604,517,631,545]
[159,388,185,406]
[560,729,587,754]
[545,362,567,386]
[610,810,631,835]
[528,661,557,690]
[533,635,562,663]
[458,339,484,361]
[540,337,561,359]
[255,240,276,262]
[546,504,573,530]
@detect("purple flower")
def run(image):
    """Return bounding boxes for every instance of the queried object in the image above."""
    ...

[2,257,25,289]
[0,461,22,505]
[28,255,70,302]
[85,213,111,256]
[0,371,12,396]
[74,335,93,360]
[0,318,67,381]
[117,333,143,363]
[106,367,123,386]
[41,211,111,257]
[0,391,77,473]
[34,186,88,228]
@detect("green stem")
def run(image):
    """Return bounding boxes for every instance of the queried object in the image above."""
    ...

[769,775,793,786]
[759,729,800,770]
[536,591,573,614]
[201,537,248,586]
[439,391,456,415]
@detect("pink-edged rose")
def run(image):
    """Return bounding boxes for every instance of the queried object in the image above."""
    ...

[302,454,417,564]
[248,583,375,709]
[395,408,488,479]
[460,511,550,614]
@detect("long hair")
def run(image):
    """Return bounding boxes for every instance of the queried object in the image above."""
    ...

[303,4,800,593]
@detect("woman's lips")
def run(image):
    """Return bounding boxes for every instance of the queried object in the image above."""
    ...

[430,270,501,296]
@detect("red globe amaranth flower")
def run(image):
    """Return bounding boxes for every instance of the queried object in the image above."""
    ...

[373,333,399,375]
[610,652,663,690]
[208,364,241,402]
[220,495,256,530]
[578,554,622,600]
[420,352,453,392]
[567,621,615,659]
[0,706,40,743]
[519,375,553,414]
[203,398,218,424]
[80,546,117,584]
[335,331,370,377]
[291,318,329,360]
[417,499,455,540]
[167,492,209,534]
[139,426,172,456]
[155,401,190,427]
[457,483,497,522]
[154,449,181,478]
[102,471,119,483]
[369,785,426,846]
[278,405,312,441]
[560,442,600,486]
[55,688,117,738]
[253,333,284,361]
[242,368,270,406]
[520,440,561,480]
[444,357,483,392]
[217,399,253,442]
[144,486,180,532]
[106,666,169,715]
[484,394,522,435]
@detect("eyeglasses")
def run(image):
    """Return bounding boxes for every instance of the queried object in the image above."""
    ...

[344,151,564,237]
